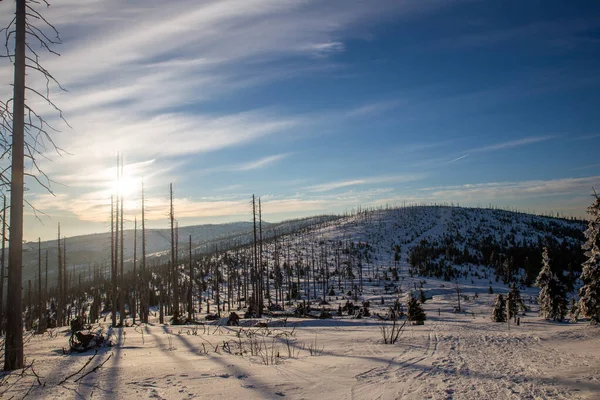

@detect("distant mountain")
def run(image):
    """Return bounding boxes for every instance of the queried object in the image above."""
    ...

[18,222,258,286]
[17,215,337,287]
[11,206,587,292]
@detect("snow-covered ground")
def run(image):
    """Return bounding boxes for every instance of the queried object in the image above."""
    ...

[3,292,599,399]
[3,206,596,399]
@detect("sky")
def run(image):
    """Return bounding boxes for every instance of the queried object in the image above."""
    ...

[1,0,599,241]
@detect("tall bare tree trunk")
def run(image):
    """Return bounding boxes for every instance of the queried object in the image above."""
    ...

[57,223,63,327]
[141,181,148,323]
[4,0,26,371]
[259,199,265,309]
[252,195,261,317]
[111,194,117,327]
[188,234,193,321]
[0,196,6,336]
[44,250,48,308]
[170,183,179,322]
[63,237,67,324]
[26,280,31,330]
[38,238,42,331]
[132,217,137,324]
[119,155,125,326]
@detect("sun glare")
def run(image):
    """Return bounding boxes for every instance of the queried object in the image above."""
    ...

[111,175,136,197]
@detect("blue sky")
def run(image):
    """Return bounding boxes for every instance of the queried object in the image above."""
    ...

[1,0,599,241]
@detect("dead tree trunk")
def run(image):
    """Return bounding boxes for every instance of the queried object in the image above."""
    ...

[111,194,117,327]
[132,216,137,324]
[38,238,43,331]
[259,198,266,307]
[252,195,260,316]
[44,249,48,307]
[119,155,125,326]
[170,183,179,322]
[188,234,193,321]
[63,237,67,324]
[0,196,6,336]
[141,181,148,323]
[57,223,63,327]
[4,0,26,371]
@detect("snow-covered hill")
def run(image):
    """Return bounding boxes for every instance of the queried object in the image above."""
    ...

[3,205,599,399]
[17,215,337,287]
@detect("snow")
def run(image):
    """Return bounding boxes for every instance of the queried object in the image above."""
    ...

[3,292,600,399]
[3,205,598,399]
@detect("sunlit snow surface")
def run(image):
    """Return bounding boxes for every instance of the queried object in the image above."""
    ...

[3,297,599,399]
[3,207,598,399]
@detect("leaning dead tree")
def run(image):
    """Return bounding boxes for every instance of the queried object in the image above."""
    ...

[1,0,68,370]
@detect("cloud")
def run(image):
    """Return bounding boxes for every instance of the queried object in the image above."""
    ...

[468,135,556,153]
[306,174,425,192]
[418,176,600,201]
[571,163,600,171]
[346,100,400,117]
[446,154,469,164]
[237,153,291,171]
[0,0,441,205]
[191,153,292,177]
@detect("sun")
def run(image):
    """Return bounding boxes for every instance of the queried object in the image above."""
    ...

[111,174,136,197]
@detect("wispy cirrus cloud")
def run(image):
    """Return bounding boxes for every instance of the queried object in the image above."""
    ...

[446,154,469,164]
[346,100,400,117]
[571,163,600,171]
[468,135,556,153]
[237,153,292,171]
[418,175,600,200]
[2,0,453,239]
[306,174,425,193]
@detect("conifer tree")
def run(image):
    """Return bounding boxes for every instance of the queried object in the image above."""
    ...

[419,289,427,303]
[491,294,506,322]
[578,193,600,323]
[407,294,426,323]
[507,284,525,319]
[536,247,567,321]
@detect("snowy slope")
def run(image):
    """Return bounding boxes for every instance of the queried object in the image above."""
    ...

[2,206,597,399]
[2,294,599,399]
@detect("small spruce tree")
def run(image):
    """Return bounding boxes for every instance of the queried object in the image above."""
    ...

[536,247,567,321]
[507,284,525,319]
[407,294,426,323]
[578,193,600,323]
[491,294,507,322]
[419,289,427,304]
[569,297,579,323]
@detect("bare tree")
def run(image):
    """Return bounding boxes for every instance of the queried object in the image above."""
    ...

[57,223,62,326]
[37,237,42,332]
[119,155,124,326]
[111,194,116,327]
[170,183,179,322]
[187,234,193,321]
[0,195,6,336]
[132,216,137,324]
[140,180,148,323]
[2,0,67,370]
